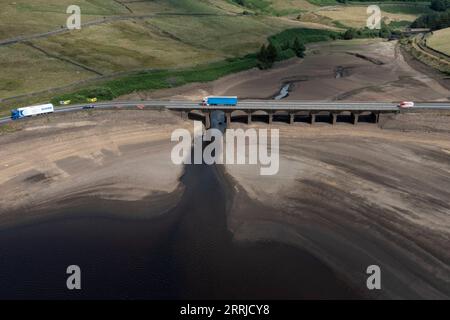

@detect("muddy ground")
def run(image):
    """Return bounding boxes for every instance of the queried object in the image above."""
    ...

[1,37,449,299]
[0,109,190,227]
[119,39,449,103]
[0,109,449,299]
[225,111,450,299]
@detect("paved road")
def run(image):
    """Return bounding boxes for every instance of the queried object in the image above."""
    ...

[1,100,450,125]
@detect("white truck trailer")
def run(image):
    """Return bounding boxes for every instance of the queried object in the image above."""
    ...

[11,104,54,120]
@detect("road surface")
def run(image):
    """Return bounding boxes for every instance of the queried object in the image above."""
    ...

[1,100,450,125]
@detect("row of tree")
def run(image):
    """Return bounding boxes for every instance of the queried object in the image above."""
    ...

[256,24,400,70]
[430,0,450,12]
[256,38,305,69]
[342,25,393,40]
[411,10,450,30]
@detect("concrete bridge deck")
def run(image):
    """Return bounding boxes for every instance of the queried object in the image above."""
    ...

[165,100,403,127]
[167,101,400,111]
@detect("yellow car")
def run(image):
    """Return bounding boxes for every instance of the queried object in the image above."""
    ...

[59,100,71,105]
[87,97,97,103]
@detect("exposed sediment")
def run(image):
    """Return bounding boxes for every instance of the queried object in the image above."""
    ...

[225,114,450,299]
[120,39,450,103]
[0,109,190,227]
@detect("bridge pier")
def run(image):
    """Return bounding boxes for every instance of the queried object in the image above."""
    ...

[310,113,316,125]
[372,112,380,123]
[225,111,232,128]
[289,113,295,124]
[351,112,359,125]
[167,104,400,128]
[204,111,211,128]
[330,112,337,125]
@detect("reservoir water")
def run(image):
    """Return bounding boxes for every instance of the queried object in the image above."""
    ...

[0,114,360,299]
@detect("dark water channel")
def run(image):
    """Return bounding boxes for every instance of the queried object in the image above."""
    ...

[0,113,359,299]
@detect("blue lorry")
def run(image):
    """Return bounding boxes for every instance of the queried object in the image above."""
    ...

[202,96,238,106]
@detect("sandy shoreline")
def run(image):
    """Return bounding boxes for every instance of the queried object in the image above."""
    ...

[0,109,190,226]
[224,114,450,299]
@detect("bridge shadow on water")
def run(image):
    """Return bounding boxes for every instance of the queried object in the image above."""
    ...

[167,154,360,299]
[165,113,361,299]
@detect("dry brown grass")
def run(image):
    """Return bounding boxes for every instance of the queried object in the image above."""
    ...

[0,43,93,100]
[428,28,450,56]
[316,5,417,28]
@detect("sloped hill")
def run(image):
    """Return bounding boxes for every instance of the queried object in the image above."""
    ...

[0,0,426,104]
[428,27,450,56]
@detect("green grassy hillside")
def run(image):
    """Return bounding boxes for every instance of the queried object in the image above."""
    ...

[428,27,450,56]
[0,0,427,110]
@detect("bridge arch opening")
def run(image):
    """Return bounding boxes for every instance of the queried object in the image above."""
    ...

[291,111,311,124]
[229,110,248,124]
[249,110,269,124]
[187,109,206,122]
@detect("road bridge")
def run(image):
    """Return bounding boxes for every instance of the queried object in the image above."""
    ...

[1,100,450,127]
[165,101,400,128]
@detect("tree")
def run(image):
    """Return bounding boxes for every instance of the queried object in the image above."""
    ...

[257,44,267,62]
[266,43,278,62]
[430,0,449,12]
[257,45,270,69]
[281,41,290,50]
[411,11,450,30]
[292,37,306,58]
[257,43,278,69]
[343,28,356,40]
[379,25,391,39]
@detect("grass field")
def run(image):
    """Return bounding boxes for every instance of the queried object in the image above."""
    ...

[147,15,288,55]
[0,0,128,40]
[269,27,338,44]
[0,43,93,99]
[379,3,433,15]
[305,0,338,6]
[428,28,450,56]
[32,20,219,74]
[49,27,339,105]
[315,5,419,28]
[0,1,293,102]
[0,26,340,115]
[49,55,259,105]
[0,0,426,106]
[402,34,450,77]
[228,0,316,14]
